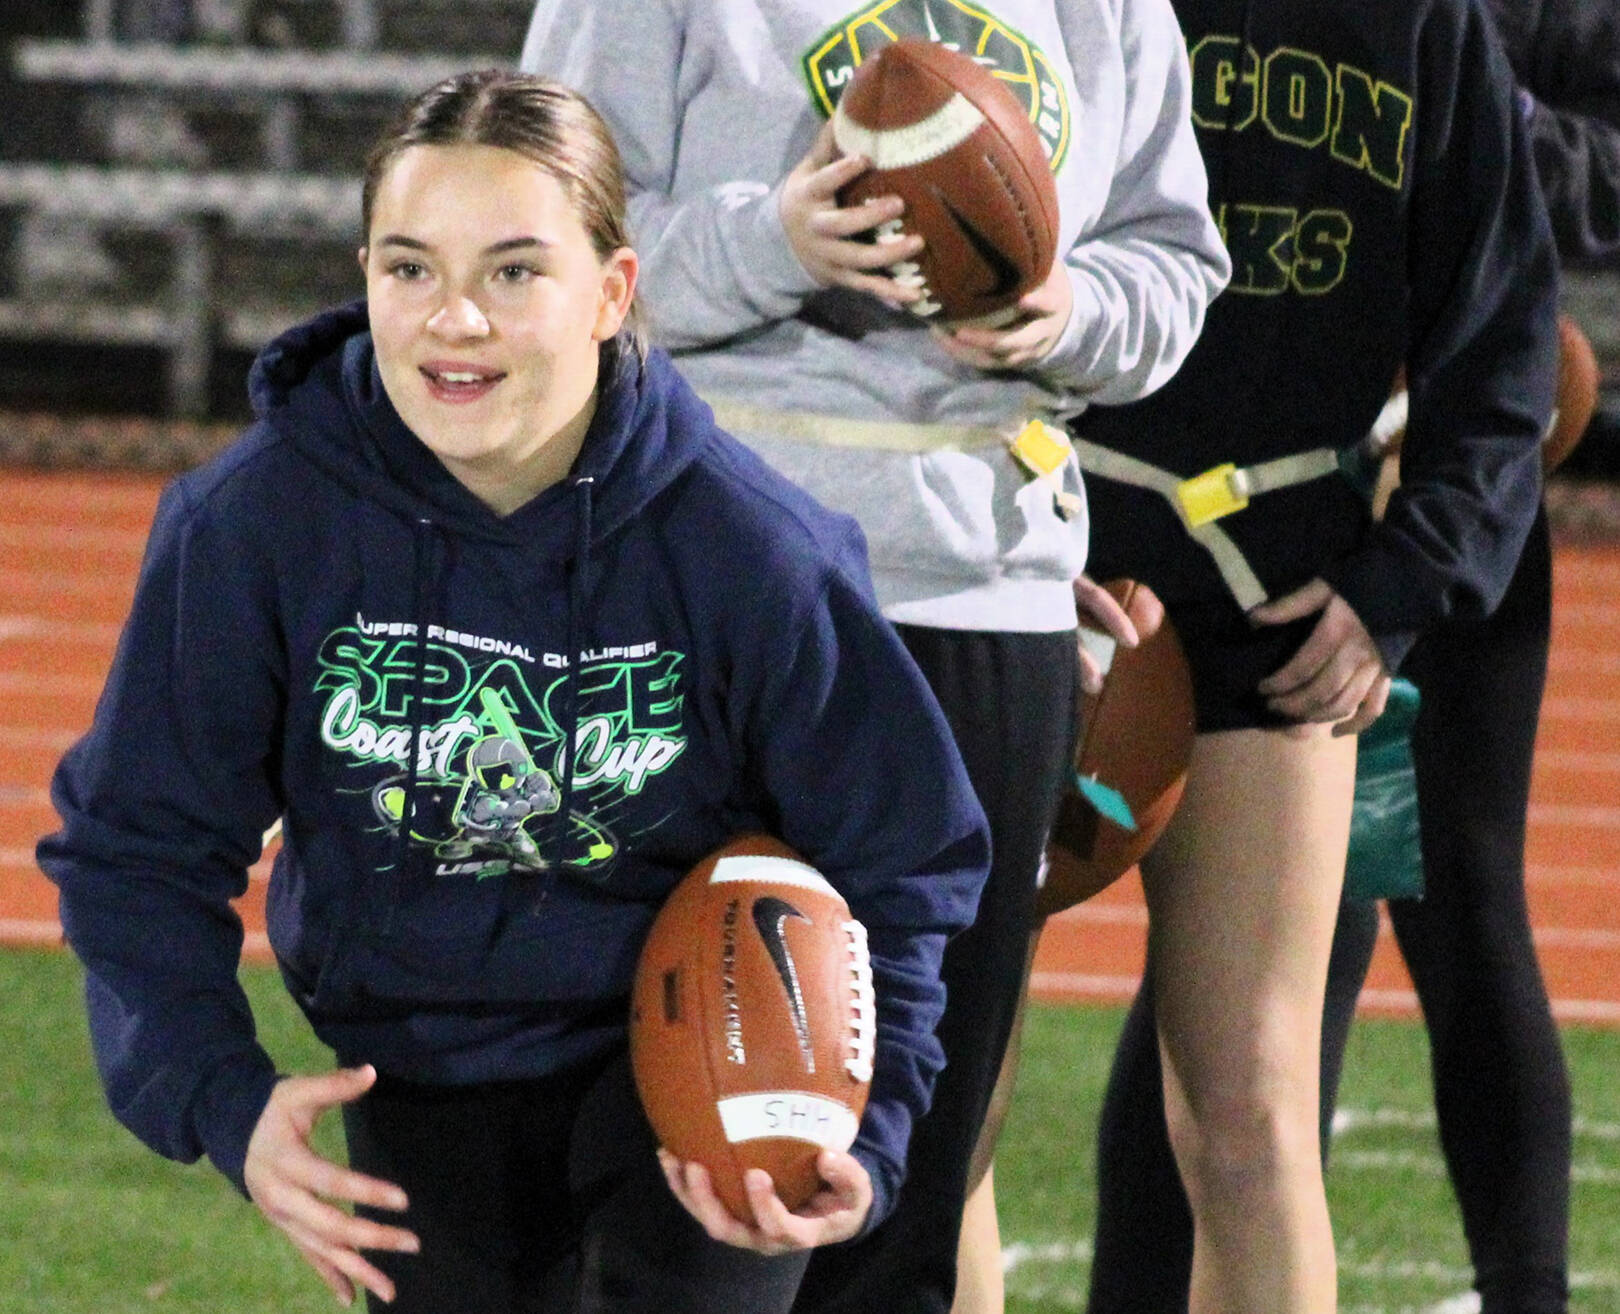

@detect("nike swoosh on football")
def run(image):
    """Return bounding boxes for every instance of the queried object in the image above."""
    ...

[751,895,817,1073]
[933,186,1024,300]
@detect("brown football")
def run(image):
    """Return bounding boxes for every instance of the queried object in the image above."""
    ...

[629,834,875,1221]
[1036,580,1196,920]
[1544,313,1599,474]
[832,39,1060,325]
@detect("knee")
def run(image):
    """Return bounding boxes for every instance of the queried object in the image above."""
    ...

[1165,1082,1320,1211]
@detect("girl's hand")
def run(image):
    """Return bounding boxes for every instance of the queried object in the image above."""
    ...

[243,1065,418,1307]
[779,122,927,306]
[932,260,1075,371]
[657,1147,873,1253]
[1251,579,1391,736]
[1073,575,1140,695]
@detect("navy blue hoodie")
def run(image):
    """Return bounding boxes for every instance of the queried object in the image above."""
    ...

[37,302,990,1228]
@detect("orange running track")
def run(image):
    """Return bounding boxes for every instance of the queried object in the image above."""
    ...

[3,468,1618,1024]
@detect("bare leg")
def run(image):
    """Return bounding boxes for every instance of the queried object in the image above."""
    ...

[951,1165,1005,1314]
[1142,725,1353,1314]
[950,929,1042,1314]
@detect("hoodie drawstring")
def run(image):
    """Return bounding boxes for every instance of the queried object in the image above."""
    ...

[549,476,594,874]
[386,481,596,936]
[380,516,440,935]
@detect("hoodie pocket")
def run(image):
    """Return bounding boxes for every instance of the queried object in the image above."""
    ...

[361,871,655,1006]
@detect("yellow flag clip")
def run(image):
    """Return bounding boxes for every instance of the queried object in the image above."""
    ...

[1008,420,1084,520]
[1174,463,1249,527]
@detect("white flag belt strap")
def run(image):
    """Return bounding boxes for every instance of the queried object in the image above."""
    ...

[704,398,1016,453]
[1068,438,1345,611]
[1234,448,1344,496]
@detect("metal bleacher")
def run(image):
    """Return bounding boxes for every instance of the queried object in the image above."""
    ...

[0,1,524,417]
[13,41,504,169]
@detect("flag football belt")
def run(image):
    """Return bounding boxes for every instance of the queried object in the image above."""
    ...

[704,397,1011,452]
[1068,438,1347,610]
[704,398,1087,519]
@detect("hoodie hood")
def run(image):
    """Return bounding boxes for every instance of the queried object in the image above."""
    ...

[247,299,713,558]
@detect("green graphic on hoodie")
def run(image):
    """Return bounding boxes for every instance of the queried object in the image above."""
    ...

[314,623,688,878]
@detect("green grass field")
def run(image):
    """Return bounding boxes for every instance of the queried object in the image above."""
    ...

[3,946,1616,1314]
[999,1006,1620,1313]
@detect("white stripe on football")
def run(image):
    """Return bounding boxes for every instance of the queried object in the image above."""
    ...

[707,853,838,896]
[832,92,986,170]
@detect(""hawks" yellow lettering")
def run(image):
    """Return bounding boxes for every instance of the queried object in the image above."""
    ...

[1215,203,1354,297]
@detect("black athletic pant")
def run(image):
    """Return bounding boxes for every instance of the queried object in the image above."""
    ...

[342,1050,811,1314]
[795,626,1080,1314]
[1086,510,1571,1314]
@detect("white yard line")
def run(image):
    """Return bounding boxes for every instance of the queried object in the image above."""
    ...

[1358,985,1620,1024]
[1334,1105,1620,1142]
[1333,1149,1620,1186]
[1527,862,1620,886]
[0,671,105,697]
[1558,601,1620,626]
[1533,748,1620,772]
[0,724,83,751]
[996,1232,1620,1303]
[1555,557,1620,589]
[1027,971,1142,1000]
[1528,800,1620,828]
[1547,646,1620,675]
[0,917,61,945]
[1532,925,1620,949]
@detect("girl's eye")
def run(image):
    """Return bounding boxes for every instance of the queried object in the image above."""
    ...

[496,264,539,284]
[388,261,427,280]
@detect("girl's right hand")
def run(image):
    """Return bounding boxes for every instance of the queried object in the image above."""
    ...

[780,122,927,307]
[243,1065,419,1307]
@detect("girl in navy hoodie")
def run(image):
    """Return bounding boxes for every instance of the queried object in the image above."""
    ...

[37,71,989,1314]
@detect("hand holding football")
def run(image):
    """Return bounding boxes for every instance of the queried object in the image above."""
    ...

[831,40,1060,325]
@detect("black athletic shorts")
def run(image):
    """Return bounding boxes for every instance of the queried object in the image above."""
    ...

[1084,476,1369,733]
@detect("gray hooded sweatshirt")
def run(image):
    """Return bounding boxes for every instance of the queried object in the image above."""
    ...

[523,0,1229,630]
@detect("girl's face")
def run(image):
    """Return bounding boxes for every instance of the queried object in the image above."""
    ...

[361,143,636,497]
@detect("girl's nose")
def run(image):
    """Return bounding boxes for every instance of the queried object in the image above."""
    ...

[426,294,491,338]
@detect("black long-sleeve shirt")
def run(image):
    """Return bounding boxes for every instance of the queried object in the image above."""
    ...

[1077,0,1559,670]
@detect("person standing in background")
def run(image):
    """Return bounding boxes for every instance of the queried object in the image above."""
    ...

[520,4,1230,1313]
[1076,2,1565,1313]
[1309,5,1620,1311]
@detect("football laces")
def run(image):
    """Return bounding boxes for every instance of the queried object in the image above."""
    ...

[874,217,943,318]
[843,918,877,1083]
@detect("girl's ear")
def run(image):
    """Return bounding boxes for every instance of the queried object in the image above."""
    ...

[592,247,639,341]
